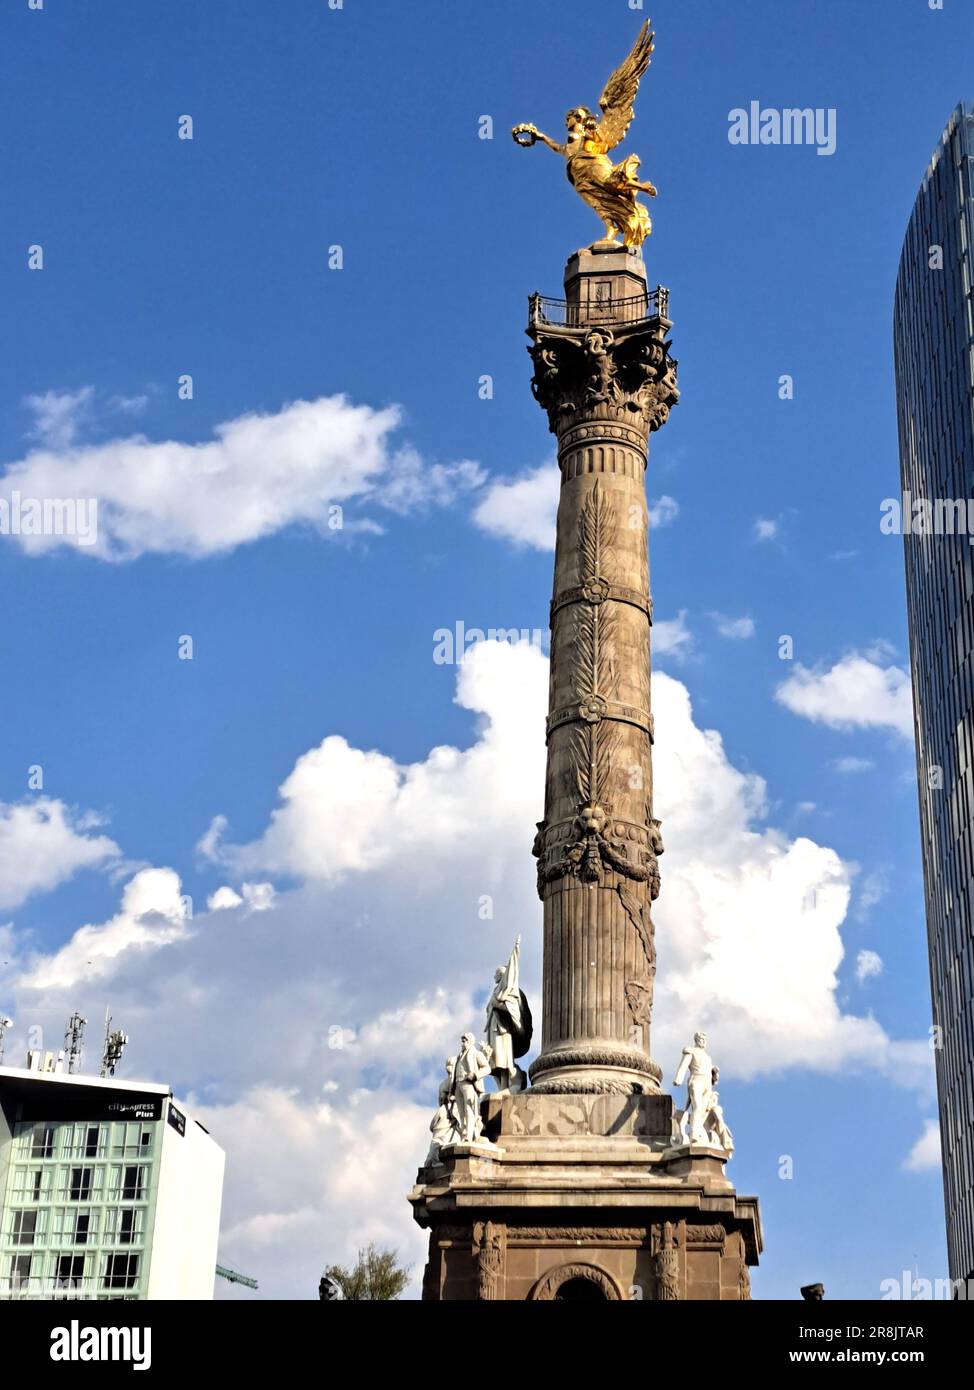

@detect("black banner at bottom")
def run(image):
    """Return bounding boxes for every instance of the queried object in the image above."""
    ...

[0,1297,964,1377]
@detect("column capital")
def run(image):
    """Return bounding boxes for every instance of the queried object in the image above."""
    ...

[527,317,678,438]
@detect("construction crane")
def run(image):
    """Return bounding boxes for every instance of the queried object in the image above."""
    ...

[216,1263,258,1290]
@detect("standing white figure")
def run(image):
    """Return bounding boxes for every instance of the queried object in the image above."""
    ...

[673,1031,731,1150]
[705,1067,734,1155]
[425,1055,461,1165]
[453,1033,493,1143]
[484,936,533,1094]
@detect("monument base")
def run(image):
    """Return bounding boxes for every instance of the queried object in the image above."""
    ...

[408,1091,761,1300]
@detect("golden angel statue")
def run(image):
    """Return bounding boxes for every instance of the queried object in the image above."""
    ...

[512,20,657,249]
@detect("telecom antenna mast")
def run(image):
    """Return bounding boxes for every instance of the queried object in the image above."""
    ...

[0,1014,12,1066]
[100,1007,129,1078]
[64,1011,87,1075]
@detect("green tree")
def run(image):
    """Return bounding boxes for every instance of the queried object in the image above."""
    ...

[324,1243,410,1301]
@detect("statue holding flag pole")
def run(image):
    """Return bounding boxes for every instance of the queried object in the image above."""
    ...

[484,936,533,1094]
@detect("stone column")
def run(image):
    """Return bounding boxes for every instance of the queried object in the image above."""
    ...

[528,245,678,1095]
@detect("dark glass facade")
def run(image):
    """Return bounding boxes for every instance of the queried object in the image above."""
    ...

[894,103,974,1285]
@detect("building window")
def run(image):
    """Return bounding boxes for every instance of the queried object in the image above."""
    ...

[65,1123,102,1158]
[105,1206,144,1244]
[8,1254,33,1294]
[73,1212,90,1246]
[54,1254,85,1296]
[69,1167,92,1202]
[103,1253,140,1291]
[111,1122,153,1158]
[11,1210,37,1246]
[121,1166,145,1201]
[10,1165,49,1203]
[117,1207,145,1244]
[30,1127,54,1159]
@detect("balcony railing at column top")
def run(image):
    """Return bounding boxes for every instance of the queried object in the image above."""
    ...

[528,285,670,329]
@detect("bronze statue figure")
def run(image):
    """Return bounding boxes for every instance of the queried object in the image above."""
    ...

[512,20,658,249]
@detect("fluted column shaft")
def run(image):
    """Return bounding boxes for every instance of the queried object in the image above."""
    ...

[528,246,678,1095]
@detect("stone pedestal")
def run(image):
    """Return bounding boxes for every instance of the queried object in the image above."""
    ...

[408,1092,761,1301]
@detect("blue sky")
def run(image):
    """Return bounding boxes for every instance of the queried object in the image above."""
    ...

[0,0,969,1300]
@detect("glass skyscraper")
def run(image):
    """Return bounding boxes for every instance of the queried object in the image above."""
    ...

[893,102,974,1288]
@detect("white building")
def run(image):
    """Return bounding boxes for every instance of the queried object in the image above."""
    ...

[0,1063,224,1300]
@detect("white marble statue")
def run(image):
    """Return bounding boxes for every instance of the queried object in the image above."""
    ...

[672,1031,733,1153]
[484,936,533,1094]
[425,1055,461,1165]
[452,1033,493,1143]
[705,1068,734,1154]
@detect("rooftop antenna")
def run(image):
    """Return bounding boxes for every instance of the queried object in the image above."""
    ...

[64,1010,87,1075]
[100,1007,128,1078]
[0,1014,12,1066]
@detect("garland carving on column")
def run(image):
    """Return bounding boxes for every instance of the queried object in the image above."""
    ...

[473,1221,505,1301]
[654,1221,682,1301]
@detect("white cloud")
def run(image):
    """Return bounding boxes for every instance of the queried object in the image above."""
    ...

[753,518,779,542]
[203,640,546,884]
[713,614,755,640]
[208,886,243,911]
[775,653,914,739]
[18,867,189,990]
[471,462,557,550]
[6,642,930,1297]
[200,1085,430,1299]
[855,869,889,922]
[855,949,883,983]
[240,882,276,913]
[24,387,95,449]
[833,757,875,774]
[202,640,909,1082]
[209,882,277,914]
[198,815,228,862]
[648,495,679,528]
[471,462,677,551]
[107,393,150,417]
[650,677,894,1078]
[2,394,483,561]
[653,610,693,660]
[0,798,119,912]
[903,1118,941,1173]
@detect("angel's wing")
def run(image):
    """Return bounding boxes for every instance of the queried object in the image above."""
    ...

[595,19,655,152]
